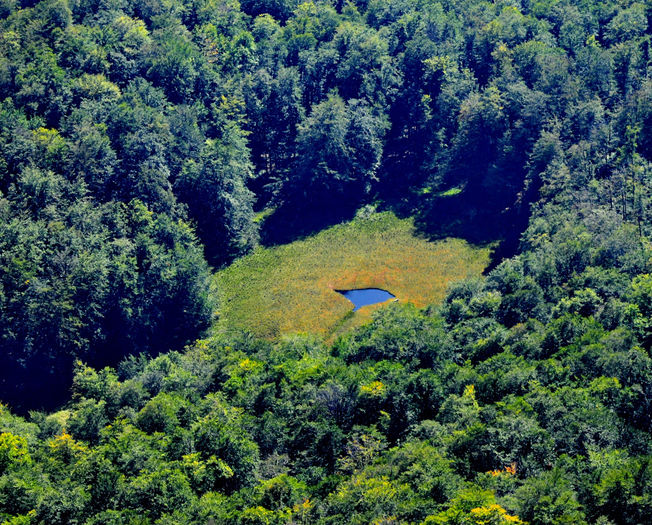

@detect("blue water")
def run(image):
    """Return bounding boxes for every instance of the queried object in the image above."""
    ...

[336,288,396,311]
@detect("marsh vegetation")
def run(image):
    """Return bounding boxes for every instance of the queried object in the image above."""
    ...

[214,212,491,338]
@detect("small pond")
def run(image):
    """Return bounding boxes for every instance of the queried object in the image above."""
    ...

[336,288,396,311]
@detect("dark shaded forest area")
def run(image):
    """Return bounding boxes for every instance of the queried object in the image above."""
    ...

[0,0,651,523]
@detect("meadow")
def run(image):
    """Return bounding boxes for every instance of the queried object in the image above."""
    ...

[213,211,492,339]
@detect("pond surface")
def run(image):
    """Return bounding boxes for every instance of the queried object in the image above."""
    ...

[336,288,396,311]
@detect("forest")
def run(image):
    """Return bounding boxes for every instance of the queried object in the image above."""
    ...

[0,0,651,523]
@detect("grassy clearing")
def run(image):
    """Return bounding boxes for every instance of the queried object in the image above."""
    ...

[213,212,492,339]
[438,186,464,197]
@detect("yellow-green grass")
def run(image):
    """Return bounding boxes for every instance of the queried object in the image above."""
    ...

[213,212,492,339]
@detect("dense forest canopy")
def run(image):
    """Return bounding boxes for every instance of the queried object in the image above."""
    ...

[0,0,651,523]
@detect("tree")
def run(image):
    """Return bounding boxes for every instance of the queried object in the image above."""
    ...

[193,402,260,492]
[422,487,526,524]
[282,93,386,213]
[0,187,211,410]
[107,79,176,213]
[176,121,258,266]
[244,65,303,198]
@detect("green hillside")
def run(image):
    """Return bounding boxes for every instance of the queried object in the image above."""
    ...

[0,0,650,523]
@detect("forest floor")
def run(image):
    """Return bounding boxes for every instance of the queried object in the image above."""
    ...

[213,211,492,340]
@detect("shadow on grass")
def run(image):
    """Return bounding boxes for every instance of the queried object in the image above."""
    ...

[393,191,529,274]
[260,201,359,247]
[261,188,528,274]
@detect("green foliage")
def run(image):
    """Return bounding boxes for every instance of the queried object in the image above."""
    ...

[0,0,650,523]
[282,92,386,212]
[0,432,31,474]
[176,121,259,266]
[0,187,211,408]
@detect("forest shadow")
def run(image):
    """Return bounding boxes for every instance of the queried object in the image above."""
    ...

[261,192,528,275]
[260,202,359,247]
[397,192,528,274]
[0,359,74,415]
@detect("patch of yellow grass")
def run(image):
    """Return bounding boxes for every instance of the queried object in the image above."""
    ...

[213,212,492,339]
